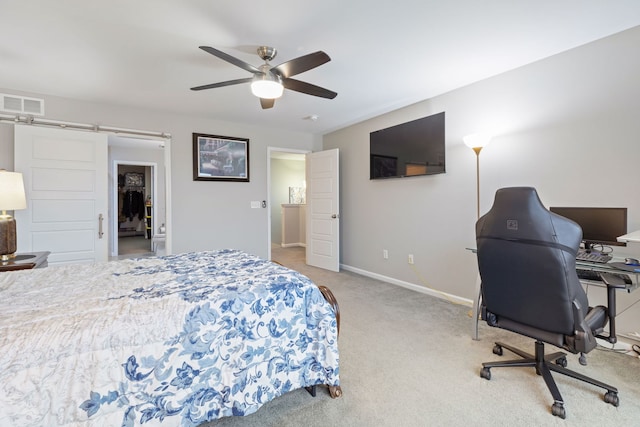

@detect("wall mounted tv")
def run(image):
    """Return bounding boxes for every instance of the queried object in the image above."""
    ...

[370,111,445,180]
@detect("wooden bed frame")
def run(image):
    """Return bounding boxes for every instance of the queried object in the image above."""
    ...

[307,284,343,399]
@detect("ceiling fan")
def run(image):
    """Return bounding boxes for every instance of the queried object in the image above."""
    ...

[191,46,338,109]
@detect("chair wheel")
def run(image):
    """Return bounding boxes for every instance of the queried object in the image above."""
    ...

[480,367,491,380]
[555,357,567,368]
[604,391,619,407]
[492,344,503,356]
[552,402,566,419]
[579,353,587,366]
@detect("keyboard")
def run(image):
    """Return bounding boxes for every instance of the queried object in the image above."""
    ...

[576,268,632,285]
[576,249,612,264]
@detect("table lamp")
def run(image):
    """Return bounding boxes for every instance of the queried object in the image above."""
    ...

[0,170,27,261]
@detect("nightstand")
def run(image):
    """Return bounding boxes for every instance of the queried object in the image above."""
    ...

[0,251,50,272]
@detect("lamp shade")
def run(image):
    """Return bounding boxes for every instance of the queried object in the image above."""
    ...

[463,133,492,149]
[0,171,27,211]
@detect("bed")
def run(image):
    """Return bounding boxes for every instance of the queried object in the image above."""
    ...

[0,249,341,426]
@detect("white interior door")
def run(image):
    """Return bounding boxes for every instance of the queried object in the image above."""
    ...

[14,125,108,264]
[306,149,340,271]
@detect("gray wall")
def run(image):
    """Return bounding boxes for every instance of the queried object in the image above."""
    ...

[323,26,640,337]
[0,92,322,259]
[2,26,639,336]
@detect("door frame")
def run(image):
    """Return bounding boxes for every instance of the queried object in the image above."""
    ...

[111,160,157,257]
[266,146,310,261]
[109,134,172,258]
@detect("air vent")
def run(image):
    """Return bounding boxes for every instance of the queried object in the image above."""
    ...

[1,93,45,116]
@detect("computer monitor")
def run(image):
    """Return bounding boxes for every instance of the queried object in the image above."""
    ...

[549,207,627,251]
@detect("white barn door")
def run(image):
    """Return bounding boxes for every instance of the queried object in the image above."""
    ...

[14,125,108,264]
[306,149,340,271]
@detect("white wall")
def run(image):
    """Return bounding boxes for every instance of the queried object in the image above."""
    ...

[0,92,322,259]
[323,26,640,336]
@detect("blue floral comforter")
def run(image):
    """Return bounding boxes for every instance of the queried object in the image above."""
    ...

[0,250,340,426]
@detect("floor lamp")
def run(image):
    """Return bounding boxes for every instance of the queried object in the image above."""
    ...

[464,134,492,219]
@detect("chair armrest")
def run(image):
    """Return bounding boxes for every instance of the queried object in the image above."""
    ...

[598,272,627,289]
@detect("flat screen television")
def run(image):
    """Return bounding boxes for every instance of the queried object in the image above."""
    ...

[549,207,628,250]
[370,112,445,179]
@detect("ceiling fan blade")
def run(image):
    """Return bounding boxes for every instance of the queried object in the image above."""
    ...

[260,98,275,109]
[199,46,261,74]
[283,78,337,99]
[271,51,331,78]
[190,77,253,91]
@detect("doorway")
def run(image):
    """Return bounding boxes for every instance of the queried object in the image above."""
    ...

[115,163,154,257]
[267,148,309,263]
[109,135,167,260]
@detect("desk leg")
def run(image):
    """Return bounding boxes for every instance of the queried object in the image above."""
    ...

[471,274,482,340]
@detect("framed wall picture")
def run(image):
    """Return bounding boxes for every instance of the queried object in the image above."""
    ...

[193,133,250,182]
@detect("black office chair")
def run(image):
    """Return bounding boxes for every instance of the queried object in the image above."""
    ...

[476,187,619,419]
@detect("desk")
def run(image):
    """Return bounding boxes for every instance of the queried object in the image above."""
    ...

[0,252,50,272]
[617,230,640,243]
[469,249,639,340]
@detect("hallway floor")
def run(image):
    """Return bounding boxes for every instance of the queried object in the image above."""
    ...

[111,235,154,260]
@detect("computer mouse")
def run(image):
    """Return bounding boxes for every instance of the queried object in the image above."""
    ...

[625,257,640,266]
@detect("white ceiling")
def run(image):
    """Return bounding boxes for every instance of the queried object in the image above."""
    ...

[2,1,640,135]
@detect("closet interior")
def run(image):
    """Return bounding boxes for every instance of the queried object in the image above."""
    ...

[117,165,152,256]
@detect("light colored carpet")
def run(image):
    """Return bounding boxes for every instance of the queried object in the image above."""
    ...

[203,246,640,426]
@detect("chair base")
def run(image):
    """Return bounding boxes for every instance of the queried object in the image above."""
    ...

[480,340,619,419]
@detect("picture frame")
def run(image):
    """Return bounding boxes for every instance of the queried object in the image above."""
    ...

[193,133,250,182]
[124,172,144,188]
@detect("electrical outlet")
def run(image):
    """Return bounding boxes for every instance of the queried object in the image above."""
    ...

[408,254,414,264]
[383,249,388,259]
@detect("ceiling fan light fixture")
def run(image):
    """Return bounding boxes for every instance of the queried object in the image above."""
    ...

[250,72,283,99]
[192,45,337,108]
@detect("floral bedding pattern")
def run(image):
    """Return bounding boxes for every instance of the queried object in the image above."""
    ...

[0,250,339,426]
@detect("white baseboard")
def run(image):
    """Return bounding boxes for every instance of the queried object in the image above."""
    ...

[340,263,473,307]
[619,332,640,343]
